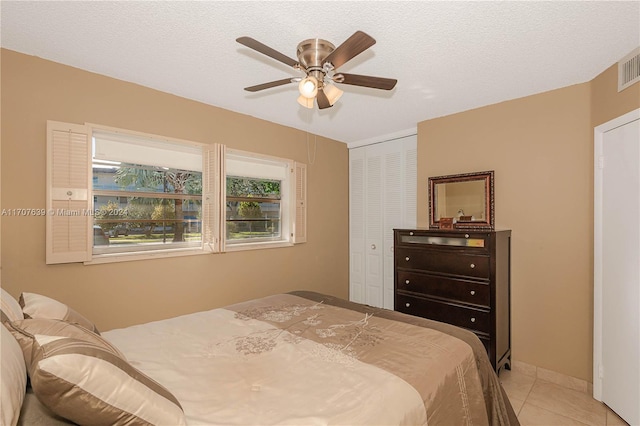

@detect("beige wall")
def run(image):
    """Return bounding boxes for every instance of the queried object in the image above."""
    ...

[592,62,640,127]
[0,49,349,330]
[418,62,639,382]
[3,46,638,382]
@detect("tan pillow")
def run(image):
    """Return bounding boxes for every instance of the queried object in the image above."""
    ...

[19,292,100,334]
[9,321,186,426]
[7,318,124,369]
[1,325,27,426]
[1,287,23,324]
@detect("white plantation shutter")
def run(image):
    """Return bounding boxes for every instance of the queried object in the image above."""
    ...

[46,121,92,264]
[202,144,225,253]
[293,162,307,244]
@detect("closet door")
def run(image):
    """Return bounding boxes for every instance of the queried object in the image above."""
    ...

[349,148,366,303]
[379,137,417,309]
[349,136,416,309]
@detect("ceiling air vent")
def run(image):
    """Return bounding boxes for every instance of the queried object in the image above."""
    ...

[618,47,640,92]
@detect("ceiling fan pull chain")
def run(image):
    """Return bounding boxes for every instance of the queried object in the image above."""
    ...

[306,108,317,165]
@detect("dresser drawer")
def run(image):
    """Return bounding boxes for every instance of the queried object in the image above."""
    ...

[395,293,491,334]
[395,247,490,279]
[397,270,490,306]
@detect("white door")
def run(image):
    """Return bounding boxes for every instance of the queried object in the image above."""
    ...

[594,110,640,426]
[349,147,366,303]
[381,136,417,309]
[349,144,384,307]
[349,135,417,309]
[364,147,384,307]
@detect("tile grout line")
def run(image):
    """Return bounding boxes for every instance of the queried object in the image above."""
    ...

[517,376,537,417]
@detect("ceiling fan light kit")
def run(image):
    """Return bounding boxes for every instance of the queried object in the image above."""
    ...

[323,84,343,106]
[297,95,315,109]
[236,31,397,110]
[298,76,318,98]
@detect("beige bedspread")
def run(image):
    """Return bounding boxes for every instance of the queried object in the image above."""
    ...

[290,291,519,426]
[102,292,517,425]
[19,291,519,425]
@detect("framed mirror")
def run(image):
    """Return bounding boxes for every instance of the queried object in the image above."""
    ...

[428,170,494,230]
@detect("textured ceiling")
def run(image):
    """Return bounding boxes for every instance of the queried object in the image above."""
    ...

[1,1,639,145]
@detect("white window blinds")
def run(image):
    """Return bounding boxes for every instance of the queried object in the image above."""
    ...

[93,131,202,172]
[226,152,288,180]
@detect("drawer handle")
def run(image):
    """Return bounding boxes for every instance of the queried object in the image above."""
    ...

[371,244,376,250]
[405,302,411,308]
[470,263,475,269]
[470,317,476,323]
[470,290,476,296]
[405,256,410,261]
[405,280,410,285]
[409,232,414,236]
[465,234,470,238]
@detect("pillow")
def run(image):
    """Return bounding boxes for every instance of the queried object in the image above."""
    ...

[9,320,186,426]
[6,318,124,369]
[1,287,23,324]
[19,292,100,334]
[1,325,27,426]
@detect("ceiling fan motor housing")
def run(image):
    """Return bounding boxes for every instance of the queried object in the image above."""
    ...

[297,39,335,69]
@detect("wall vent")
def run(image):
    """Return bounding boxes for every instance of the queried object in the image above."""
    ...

[618,47,640,92]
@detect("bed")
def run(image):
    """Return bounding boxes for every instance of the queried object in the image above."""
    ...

[1,289,519,426]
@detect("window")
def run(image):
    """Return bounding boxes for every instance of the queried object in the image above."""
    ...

[225,150,291,248]
[45,121,306,264]
[92,162,203,254]
[91,130,206,256]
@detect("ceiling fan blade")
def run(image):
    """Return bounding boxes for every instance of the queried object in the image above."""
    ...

[316,89,332,109]
[338,73,397,90]
[244,78,295,92]
[323,31,376,69]
[236,36,299,68]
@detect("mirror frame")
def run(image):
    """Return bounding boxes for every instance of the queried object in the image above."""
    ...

[428,170,494,230]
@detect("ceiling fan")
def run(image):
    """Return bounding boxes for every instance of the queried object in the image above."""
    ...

[236,31,397,110]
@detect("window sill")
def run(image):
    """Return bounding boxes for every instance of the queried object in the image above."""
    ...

[84,240,294,264]
[224,240,293,252]
[84,247,215,265]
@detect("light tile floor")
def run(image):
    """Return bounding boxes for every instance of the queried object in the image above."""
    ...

[499,365,630,426]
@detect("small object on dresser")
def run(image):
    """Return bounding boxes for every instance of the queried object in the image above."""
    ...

[439,217,454,230]
[458,215,473,222]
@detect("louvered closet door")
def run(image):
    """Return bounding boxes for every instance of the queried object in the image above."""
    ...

[349,135,417,309]
[364,146,384,308]
[383,137,417,309]
[349,148,367,304]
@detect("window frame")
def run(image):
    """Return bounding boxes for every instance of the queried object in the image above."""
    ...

[224,149,293,252]
[46,121,306,265]
[90,125,210,261]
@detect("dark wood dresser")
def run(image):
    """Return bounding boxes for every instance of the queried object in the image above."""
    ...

[394,228,512,372]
